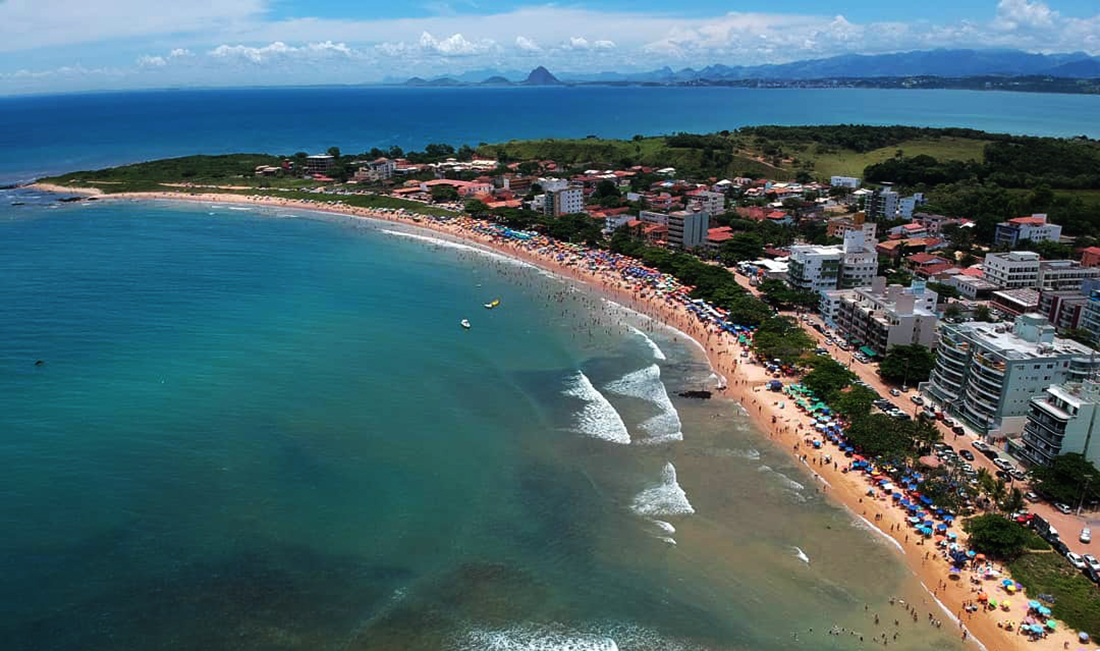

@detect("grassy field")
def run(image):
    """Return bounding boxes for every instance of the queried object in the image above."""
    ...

[1008,551,1100,635]
[481,134,989,182]
[805,137,988,178]
[40,154,324,194]
[480,137,792,180]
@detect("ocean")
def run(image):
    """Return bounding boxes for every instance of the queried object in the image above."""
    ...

[1,85,1099,184]
[0,196,968,650]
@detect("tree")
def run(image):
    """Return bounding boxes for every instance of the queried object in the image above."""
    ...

[752,316,814,364]
[907,418,942,453]
[719,233,764,266]
[326,146,342,159]
[1002,487,1025,515]
[430,185,460,203]
[963,514,1030,559]
[1030,453,1100,507]
[944,303,964,321]
[802,357,856,401]
[832,385,877,420]
[973,305,994,322]
[845,413,911,458]
[926,282,960,301]
[464,199,490,215]
[878,344,937,386]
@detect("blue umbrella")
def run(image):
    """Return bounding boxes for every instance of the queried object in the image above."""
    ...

[1028,600,1041,609]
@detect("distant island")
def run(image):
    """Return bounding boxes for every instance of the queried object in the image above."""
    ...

[393,49,1100,95]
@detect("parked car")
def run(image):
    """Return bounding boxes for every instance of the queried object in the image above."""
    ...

[1055,503,1073,515]
[1014,512,1034,524]
[1011,470,1028,482]
[911,395,924,405]
[972,440,989,452]
[1086,566,1100,585]
[995,470,1011,481]
[1081,527,1092,544]
[994,458,1014,471]
[952,425,965,436]
[959,450,975,461]
[890,388,901,397]
[1085,554,1100,572]
[1025,492,1041,503]
[981,448,999,460]
[1068,552,1087,569]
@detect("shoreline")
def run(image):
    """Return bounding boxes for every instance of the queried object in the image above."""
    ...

[27,185,1077,651]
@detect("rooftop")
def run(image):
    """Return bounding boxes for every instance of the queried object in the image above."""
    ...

[949,315,1095,361]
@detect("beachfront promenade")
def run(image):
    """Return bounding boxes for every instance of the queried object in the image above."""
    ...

[32,186,1090,651]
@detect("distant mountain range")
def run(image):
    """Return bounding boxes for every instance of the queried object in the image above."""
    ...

[388,48,1100,87]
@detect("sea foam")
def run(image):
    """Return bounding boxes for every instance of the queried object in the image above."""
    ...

[627,325,667,361]
[451,624,618,651]
[631,462,695,517]
[604,364,683,444]
[792,546,810,564]
[380,229,538,270]
[563,371,631,444]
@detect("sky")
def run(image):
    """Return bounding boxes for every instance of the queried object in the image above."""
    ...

[1,0,1099,95]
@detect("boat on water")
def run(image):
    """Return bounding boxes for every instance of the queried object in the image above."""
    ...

[460,319,471,329]
[484,299,501,309]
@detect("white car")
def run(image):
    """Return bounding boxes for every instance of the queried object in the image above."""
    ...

[1085,554,1100,572]
[1067,552,1087,570]
[1082,527,1092,544]
[1055,503,1072,515]
[911,395,924,405]
[890,388,901,397]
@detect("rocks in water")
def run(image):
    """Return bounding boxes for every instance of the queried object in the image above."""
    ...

[678,390,712,400]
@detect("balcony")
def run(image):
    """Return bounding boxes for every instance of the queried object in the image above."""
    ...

[1024,421,1064,449]
[969,372,1004,397]
[964,385,999,414]
[972,354,1005,376]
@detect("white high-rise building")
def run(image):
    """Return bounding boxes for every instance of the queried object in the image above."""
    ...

[1019,381,1100,468]
[922,313,1100,437]
[983,251,1041,289]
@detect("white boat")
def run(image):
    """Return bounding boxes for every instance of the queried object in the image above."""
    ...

[460,319,471,329]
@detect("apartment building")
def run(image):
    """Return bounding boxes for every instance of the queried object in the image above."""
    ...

[1018,381,1100,468]
[639,210,710,249]
[543,187,584,216]
[787,228,878,294]
[820,277,939,357]
[1038,260,1100,292]
[993,214,1062,247]
[923,314,1100,437]
[982,251,1041,289]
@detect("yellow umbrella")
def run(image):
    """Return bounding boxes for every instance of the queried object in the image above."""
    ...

[1006,585,1016,592]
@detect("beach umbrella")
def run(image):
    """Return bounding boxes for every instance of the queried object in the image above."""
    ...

[1039,606,1052,616]
[966,550,976,557]
[974,553,984,560]
[1003,579,1014,586]
[1002,600,1011,608]
[1006,584,1017,592]
[977,593,988,602]
[1047,620,1057,630]
[990,599,998,607]
[1078,631,1089,643]
[1028,601,1041,610]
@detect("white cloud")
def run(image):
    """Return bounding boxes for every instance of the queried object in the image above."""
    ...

[0,0,265,53]
[515,35,541,52]
[4,2,1100,94]
[209,40,354,63]
[377,31,496,58]
[994,0,1057,31]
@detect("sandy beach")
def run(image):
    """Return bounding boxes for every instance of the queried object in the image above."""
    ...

[30,185,1085,651]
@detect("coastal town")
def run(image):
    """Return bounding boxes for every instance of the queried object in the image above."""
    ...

[31,130,1100,651]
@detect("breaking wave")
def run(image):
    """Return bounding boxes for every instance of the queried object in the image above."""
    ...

[563,371,631,444]
[448,621,704,651]
[604,364,683,444]
[627,325,667,361]
[631,462,695,518]
[380,229,537,269]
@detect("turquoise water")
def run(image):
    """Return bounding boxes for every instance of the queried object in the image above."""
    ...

[1,86,1099,183]
[0,198,967,650]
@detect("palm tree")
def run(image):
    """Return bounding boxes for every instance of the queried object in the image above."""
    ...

[991,479,1008,512]
[1002,487,1025,514]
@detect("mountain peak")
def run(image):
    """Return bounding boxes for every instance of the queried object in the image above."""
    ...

[525,66,561,86]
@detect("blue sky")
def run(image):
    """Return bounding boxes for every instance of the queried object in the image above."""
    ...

[1,0,1099,94]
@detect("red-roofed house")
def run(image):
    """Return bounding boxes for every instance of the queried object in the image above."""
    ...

[1081,246,1100,268]
[994,213,1062,247]
[765,211,792,226]
[705,226,735,250]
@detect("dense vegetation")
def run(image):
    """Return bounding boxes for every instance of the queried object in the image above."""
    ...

[877,345,937,386]
[1030,453,1100,507]
[607,229,774,326]
[1009,552,1100,635]
[964,514,1033,559]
